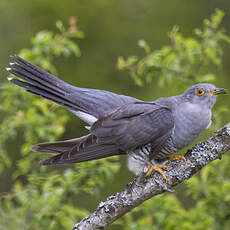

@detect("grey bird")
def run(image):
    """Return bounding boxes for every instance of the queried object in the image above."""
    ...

[6,56,227,182]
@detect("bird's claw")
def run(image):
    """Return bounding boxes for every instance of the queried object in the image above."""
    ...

[145,162,168,183]
[166,155,186,164]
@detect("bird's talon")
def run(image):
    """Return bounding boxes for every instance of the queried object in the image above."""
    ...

[166,155,186,164]
[160,165,168,169]
[145,162,168,183]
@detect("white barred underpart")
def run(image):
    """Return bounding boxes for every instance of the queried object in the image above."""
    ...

[127,137,177,175]
[127,145,150,175]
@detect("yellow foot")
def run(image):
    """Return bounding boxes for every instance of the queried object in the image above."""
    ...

[145,162,168,183]
[166,155,186,163]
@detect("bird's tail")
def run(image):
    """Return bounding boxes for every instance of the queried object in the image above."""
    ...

[7,56,141,120]
[6,56,90,115]
[32,134,122,165]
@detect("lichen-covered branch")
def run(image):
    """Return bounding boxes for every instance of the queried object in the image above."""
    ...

[73,123,230,230]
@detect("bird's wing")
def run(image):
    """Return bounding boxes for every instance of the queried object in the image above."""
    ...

[37,102,174,166]
[91,102,175,151]
[36,134,123,165]
[6,56,141,123]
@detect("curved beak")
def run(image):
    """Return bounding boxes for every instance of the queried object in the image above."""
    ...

[213,88,228,95]
[207,88,228,96]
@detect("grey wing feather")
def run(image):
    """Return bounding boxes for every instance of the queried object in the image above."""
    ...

[37,134,123,165]
[91,102,174,151]
[35,102,174,166]
[31,136,89,154]
[7,56,141,119]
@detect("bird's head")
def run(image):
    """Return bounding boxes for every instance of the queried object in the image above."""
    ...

[183,83,227,108]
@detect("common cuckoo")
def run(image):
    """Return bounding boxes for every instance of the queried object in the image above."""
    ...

[6,56,227,182]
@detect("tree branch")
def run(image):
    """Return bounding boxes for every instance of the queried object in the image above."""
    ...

[73,123,230,230]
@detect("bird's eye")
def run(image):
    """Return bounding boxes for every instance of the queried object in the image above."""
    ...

[196,88,205,96]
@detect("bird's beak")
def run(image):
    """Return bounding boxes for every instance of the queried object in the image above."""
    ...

[206,88,228,96]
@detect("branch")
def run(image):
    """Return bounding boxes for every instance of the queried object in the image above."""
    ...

[73,123,230,230]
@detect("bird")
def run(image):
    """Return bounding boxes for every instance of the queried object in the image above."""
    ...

[6,56,227,182]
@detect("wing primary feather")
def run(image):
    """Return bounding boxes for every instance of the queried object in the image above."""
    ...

[39,145,121,165]
[32,134,123,165]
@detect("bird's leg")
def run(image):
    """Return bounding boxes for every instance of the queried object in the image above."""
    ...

[166,155,186,163]
[145,162,168,183]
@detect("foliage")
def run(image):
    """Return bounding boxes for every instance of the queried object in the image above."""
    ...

[118,9,230,88]
[0,18,120,230]
[0,9,230,230]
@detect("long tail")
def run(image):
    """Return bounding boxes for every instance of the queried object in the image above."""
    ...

[6,56,92,115]
[34,134,122,165]
[6,56,140,120]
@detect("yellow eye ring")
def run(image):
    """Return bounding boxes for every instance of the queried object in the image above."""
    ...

[196,88,205,96]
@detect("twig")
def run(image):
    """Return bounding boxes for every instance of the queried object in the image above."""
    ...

[73,123,230,230]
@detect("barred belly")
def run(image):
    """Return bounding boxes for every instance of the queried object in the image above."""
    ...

[154,137,177,160]
[127,137,177,175]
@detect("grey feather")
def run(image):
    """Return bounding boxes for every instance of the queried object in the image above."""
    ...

[91,102,174,151]
[38,134,123,165]
[8,56,140,119]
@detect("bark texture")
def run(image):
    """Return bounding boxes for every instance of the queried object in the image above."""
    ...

[73,123,230,230]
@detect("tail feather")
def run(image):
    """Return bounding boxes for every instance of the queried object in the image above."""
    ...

[6,55,141,119]
[9,63,66,96]
[7,56,89,113]
[10,55,74,93]
[10,77,79,110]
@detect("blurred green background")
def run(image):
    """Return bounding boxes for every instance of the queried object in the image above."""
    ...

[0,1,230,229]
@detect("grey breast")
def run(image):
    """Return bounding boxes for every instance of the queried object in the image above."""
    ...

[147,96,212,160]
[172,100,212,150]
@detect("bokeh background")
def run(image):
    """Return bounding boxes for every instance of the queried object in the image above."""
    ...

[0,1,230,229]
